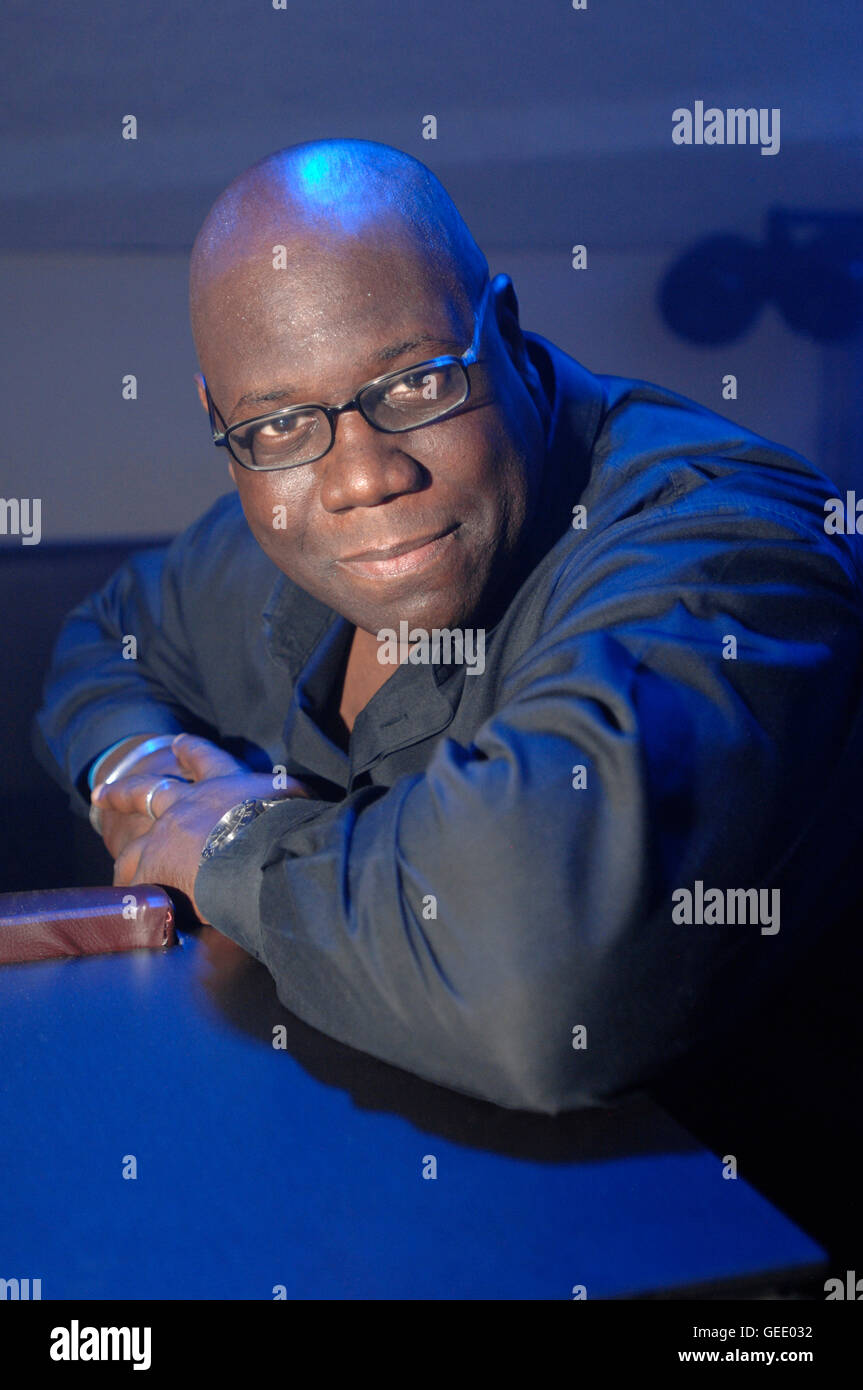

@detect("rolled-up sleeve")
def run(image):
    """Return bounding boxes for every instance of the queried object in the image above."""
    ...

[195,488,863,1113]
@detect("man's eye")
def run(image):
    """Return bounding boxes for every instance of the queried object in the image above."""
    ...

[258,414,306,438]
[385,371,437,401]
[383,366,441,405]
[248,413,321,455]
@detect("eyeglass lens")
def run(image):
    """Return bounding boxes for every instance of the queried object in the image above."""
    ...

[228,360,469,470]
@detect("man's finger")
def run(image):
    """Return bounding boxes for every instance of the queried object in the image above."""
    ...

[101,809,155,861]
[113,832,150,887]
[171,733,244,781]
[95,772,188,820]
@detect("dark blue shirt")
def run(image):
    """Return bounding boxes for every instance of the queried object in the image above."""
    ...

[34,333,863,1112]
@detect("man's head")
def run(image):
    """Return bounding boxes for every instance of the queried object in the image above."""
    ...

[190,139,551,636]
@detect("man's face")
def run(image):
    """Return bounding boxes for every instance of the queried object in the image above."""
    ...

[195,231,547,636]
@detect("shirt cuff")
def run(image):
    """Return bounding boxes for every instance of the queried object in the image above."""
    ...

[193,795,326,959]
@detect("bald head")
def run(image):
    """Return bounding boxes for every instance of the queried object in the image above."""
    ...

[190,139,489,347]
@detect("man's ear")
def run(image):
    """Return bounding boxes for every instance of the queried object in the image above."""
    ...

[490,274,550,432]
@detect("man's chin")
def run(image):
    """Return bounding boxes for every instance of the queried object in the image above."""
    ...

[349,593,483,638]
[270,556,486,633]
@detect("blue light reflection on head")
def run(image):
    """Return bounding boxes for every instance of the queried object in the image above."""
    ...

[275,145,406,238]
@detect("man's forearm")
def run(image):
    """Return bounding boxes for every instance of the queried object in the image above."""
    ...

[33,537,223,815]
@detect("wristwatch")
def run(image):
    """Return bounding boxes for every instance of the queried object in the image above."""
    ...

[200,797,287,862]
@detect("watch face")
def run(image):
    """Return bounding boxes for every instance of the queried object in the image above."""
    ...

[201,799,258,861]
[200,798,288,863]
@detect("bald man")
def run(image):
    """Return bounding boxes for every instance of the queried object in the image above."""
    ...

[34,139,863,1114]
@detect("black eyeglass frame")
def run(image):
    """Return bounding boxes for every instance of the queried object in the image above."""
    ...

[203,276,494,472]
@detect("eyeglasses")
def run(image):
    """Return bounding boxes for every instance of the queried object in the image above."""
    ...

[203,277,493,472]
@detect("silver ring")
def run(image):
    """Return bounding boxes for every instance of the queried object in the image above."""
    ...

[145,776,181,821]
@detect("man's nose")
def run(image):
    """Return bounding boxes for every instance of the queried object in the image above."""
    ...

[318,408,427,510]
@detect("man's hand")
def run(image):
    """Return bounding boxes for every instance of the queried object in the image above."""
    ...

[92,734,314,922]
[91,735,197,860]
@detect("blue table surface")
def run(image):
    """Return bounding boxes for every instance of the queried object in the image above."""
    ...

[0,926,824,1300]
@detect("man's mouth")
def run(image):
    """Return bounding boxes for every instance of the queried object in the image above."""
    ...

[336,525,460,579]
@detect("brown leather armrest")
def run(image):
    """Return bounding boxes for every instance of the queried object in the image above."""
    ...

[0,885,176,964]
